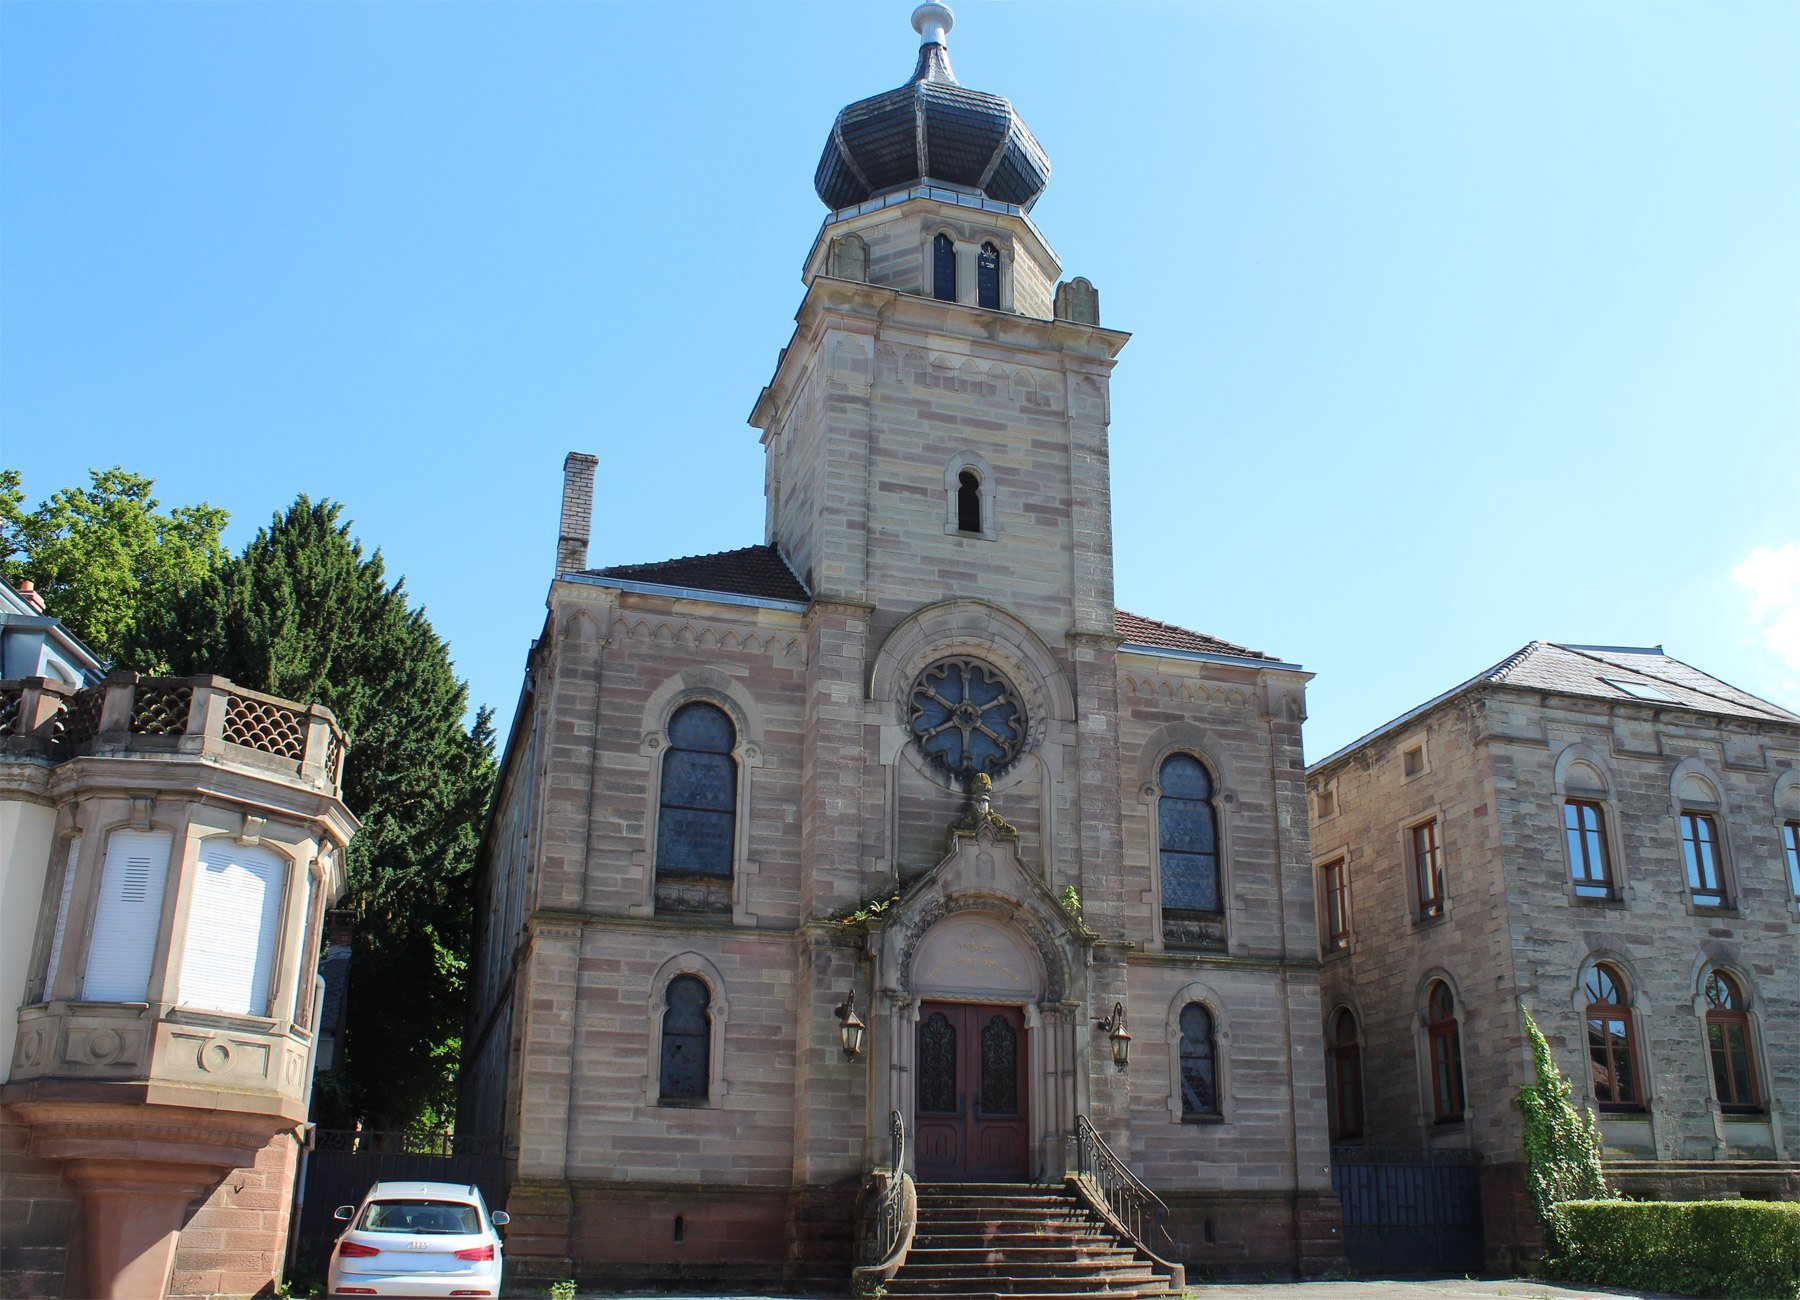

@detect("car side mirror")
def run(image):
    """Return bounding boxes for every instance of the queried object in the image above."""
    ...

[333,1205,355,1221]
[490,1211,510,1227]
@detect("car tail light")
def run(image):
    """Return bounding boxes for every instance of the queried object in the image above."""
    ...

[333,1289,377,1295]
[453,1244,495,1261]
[337,1241,381,1257]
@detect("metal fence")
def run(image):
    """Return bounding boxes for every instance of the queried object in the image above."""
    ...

[1331,1146,1483,1274]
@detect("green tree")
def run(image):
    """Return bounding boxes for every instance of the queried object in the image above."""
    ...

[1519,1004,1611,1253]
[154,497,496,1129]
[0,467,228,667]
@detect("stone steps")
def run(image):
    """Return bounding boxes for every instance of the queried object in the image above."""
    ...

[884,1183,1182,1299]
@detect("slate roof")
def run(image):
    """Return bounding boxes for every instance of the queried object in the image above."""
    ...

[814,37,1049,211]
[1113,610,1271,662]
[586,545,811,604]
[1311,641,1800,773]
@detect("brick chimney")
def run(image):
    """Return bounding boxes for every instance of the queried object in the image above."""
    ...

[15,580,45,613]
[557,451,598,576]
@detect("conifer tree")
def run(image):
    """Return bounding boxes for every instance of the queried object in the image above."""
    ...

[159,497,495,1129]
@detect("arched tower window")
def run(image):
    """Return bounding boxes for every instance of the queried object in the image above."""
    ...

[658,974,712,1103]
[655,702,737,912]
[977,242,1000,308]
[932,233,957,302]
[956,470,982,534]
[1178,1002,1220,1119]
[1159,754,1223,949]
[1330,1009,1364,1139]
[1582,963,1640,1110]
[1704,971,1760,1112]
[1425,980,1465,1123]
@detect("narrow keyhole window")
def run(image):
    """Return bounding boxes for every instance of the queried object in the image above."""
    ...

[673,1214,686,1243]
[933,233,957,302]
[977,242,1000,308]
[956,470,982,533]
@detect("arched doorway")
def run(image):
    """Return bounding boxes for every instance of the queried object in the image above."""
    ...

[909,912,1040,1181]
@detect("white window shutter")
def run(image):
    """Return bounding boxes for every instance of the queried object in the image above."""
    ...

[43,835,82,997]
[177,840,286,1015]
[82,829,173,1002]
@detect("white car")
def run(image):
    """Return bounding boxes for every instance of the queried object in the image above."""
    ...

[326,1180,509,1298]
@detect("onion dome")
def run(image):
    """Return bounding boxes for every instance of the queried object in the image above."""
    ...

[814,4,1050,211]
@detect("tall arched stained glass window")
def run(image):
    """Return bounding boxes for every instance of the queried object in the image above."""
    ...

[655,703,737,908]
[1159,755,1223,948]
[933,234,957,302]
[1179,1003,1220,1119]
[977,242,1000,308]
[658,975,711,1103]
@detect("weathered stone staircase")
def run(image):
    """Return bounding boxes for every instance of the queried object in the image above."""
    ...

[881,1183,1185,1298]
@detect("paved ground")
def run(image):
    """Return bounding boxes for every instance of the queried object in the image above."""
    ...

[565,1281,1674,1300]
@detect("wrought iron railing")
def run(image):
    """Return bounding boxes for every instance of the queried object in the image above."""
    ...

[868,1109,908,1262]
[1072,1113,1172,1251]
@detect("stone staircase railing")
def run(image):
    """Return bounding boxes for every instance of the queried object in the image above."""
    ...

[852,1110,917,1297]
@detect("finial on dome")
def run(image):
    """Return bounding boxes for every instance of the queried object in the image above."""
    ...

[912,3,954,47]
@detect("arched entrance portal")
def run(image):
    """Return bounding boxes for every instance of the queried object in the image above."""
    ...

[912,915,1037,1180]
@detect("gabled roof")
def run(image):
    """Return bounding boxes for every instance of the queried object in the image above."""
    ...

[1113,610,1272,663]
[1310,641,1800,773]
[576,550,1282,667]
[585,545,811,604]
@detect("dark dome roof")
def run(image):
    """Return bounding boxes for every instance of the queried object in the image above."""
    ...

[814,5,1049,212]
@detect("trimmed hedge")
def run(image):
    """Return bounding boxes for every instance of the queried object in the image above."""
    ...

[1550,1198,1800,1299]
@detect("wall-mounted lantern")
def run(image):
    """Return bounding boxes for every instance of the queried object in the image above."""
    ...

[835,990,866,1060]
[1096,1001,1131,1071]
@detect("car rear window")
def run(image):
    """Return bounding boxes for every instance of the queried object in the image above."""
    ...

[359,1200,483,1234]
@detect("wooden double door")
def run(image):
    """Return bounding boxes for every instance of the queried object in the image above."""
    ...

[914,1002,1029,1181]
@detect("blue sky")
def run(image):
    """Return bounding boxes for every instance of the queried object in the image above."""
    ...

[4,0,1797,758]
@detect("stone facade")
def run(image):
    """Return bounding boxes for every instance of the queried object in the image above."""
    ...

[1306,643,1800,1265]
[0,671,356,1299]
[460,16,1337,1289]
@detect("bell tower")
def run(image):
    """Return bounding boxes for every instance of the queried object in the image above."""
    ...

[749,2,1127,646]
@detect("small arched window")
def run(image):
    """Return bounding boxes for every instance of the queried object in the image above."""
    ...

[1425,981,1465,1124]
[956,470,982,534]
[1179,1003,1220,1119]
[932,233,957,302]
[1330,1009,1364,1139]
[655,702,737,912]
[1159,755,1222,948]
[658,975,711,1103]
[1704,971,1760,1112]
[1582,963,1640,1110]
[977,241,1000,308]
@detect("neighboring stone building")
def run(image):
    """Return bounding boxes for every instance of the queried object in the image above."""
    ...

[461,7,1336,1288]
[0,596,356,1299]
[1306,641,1800,1264]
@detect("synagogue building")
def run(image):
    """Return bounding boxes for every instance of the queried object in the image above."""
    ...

[461,5,1338,1287]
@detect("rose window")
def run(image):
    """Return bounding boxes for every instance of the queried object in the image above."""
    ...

[907,658,1025,777]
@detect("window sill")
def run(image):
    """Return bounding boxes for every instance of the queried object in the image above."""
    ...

[1431,1116,1466,1129]
[1570,892,1624,907]
[656,1097,711,1109]
[1721,1108,1768,1121]
[1598,1105,1649,1117]
[1413,910,1449,930]
[1181,1114,1225,1125]
[1690,902,1738,917]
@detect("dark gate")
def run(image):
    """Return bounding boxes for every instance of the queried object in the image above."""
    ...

[1331,1146,1483,1274]
[292,1130,505,1277]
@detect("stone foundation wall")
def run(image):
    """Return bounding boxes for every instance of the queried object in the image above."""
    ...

[1162,1190,1344,1279]
[502,1178,854,1288]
